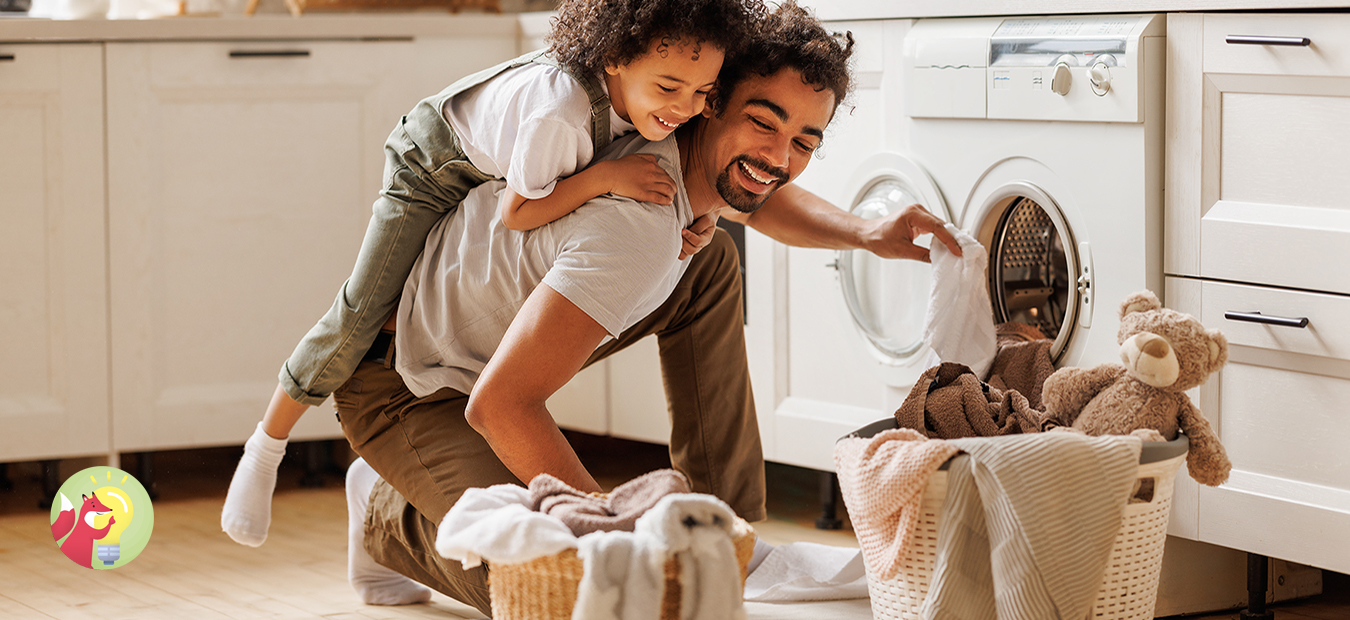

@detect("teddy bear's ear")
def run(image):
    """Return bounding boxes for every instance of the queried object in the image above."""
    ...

[1206,329,1229,369]
[1119,290,1162,318]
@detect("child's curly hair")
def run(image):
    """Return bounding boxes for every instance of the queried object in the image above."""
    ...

[713,0,855,118]
[547,0,765,75]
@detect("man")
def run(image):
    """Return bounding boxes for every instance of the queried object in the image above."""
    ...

[339,3,962,614]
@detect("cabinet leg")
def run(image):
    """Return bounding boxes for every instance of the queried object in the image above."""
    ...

[300,440,330,488]
[815,471,843,530]
[0,462,12,493]
[39,459,61,509]
[1240,552,1275,620]
[136,452,159,501]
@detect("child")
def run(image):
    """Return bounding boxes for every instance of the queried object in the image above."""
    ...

[222,0,762,550]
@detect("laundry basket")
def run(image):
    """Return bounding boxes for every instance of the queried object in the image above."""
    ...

[487,519,757,620]
[843,418,1189,620]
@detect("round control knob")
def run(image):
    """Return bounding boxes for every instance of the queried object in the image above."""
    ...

[1088,61,1112,96]
[1050,62,1072,96]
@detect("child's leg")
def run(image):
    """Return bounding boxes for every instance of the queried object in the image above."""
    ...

[222,106,490,546]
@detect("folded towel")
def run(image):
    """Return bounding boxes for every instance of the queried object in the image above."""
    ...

[531,469,692,536]
[635,494,749,620]
[573,530,666,620]
[922,433,1142,620]
[743,542,869,602]
[895,362,1046,439]
[834,428,960,581]
[923,224,997,379]
[434,485,577,569]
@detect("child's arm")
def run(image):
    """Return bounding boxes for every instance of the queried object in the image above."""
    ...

[500,153,676,231]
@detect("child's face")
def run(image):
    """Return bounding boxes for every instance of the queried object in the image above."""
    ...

[605,37,725,142]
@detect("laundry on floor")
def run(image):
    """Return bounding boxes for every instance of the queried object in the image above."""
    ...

[742,541,870,602]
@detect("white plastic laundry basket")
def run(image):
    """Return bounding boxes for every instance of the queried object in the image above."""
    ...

[845,419,1188,620]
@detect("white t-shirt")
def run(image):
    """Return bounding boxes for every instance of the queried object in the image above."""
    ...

[443,62,636,200]
[394,134,693,398]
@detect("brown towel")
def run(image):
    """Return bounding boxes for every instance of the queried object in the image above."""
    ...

[529,468,691,536]
[986,338,1056,412]
[895,362,1046,439]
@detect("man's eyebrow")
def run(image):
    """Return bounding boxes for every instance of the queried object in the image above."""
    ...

[747,98,826,140]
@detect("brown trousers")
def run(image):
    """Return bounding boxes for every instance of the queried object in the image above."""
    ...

[333,229,764,616]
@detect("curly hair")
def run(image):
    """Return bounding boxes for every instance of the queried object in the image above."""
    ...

[712,0,855,117]
[547,0,765,76]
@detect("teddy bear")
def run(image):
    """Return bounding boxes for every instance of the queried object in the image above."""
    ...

[1041,290,1232,486]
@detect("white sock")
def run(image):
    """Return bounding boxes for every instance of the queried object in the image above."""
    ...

[347,458,432,606]
[748,536,776,574]
[221,422,288,547]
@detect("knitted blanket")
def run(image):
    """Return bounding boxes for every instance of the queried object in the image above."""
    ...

[834,428,960,581]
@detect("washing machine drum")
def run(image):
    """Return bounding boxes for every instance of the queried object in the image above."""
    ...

[837,179,933,364]
[972,183,1081,361]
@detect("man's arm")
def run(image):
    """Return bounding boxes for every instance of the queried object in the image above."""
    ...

[721,183,962,261]
[464,282,607,494]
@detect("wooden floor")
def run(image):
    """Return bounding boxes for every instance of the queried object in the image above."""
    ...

[1,434,1346,619]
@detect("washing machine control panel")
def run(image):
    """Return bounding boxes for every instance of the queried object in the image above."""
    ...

[907,13,1162,123]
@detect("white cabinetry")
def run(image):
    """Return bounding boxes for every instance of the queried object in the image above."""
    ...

[1166,12,1350,573]
[104,36,515,452]
[0,44,110,461]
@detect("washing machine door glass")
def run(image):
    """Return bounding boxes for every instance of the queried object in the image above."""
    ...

[838,179,930,360]
[972,182,1080,360]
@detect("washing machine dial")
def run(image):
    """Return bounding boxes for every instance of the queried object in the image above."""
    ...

[1050,62,1072,96]
[1088,61,1112,96]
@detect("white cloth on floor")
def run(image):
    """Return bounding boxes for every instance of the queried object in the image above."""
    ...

[921,433,1142,620]
[572,530,666,620]
[634,493,749,620]
[435,484,577,569]
[922,223,997,379]
[743,542,869,602]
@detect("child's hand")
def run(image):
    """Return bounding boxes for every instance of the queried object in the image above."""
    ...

[679,213,719,260]
[605,154,676,205]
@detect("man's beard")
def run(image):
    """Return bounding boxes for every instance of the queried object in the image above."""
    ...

[716,155,788,213]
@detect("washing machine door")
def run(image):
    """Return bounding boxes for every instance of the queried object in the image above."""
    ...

[836,153,951,387]
[966,176,1085,363]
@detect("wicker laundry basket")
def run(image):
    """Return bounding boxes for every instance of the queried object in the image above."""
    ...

[488,518,757,620]
[844,418,1189,620]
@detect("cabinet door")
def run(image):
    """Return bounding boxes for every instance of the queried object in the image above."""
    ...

[0,44,109,462]
[103,39,512,451]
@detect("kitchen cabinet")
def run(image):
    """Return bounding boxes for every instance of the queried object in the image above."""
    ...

[104,36,516,452]
[1166,12,1350,574]
[0,43,110,462]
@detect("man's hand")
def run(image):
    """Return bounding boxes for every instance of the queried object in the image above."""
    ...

[863,202,962,262]
[678,213,719,260]
[601,153,676,205]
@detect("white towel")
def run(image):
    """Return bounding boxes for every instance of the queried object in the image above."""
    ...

[743,542,869,602]
[634,494,748,620]
[921,433,1142,620]
[922,223,997,379]
[573,530,666,620]
[435,485,578,569]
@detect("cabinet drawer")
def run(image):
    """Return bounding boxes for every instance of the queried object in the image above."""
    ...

[1201,280,1350,363]
[1205,13,1350,77]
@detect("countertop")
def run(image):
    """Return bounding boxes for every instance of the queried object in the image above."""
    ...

[799,0,1349,21]
[0,12,519,42]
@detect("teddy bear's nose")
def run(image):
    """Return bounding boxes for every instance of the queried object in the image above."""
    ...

[1141,337,1170,359]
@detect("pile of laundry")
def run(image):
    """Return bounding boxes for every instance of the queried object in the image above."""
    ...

[835,225,1146,620]
[435,469,751,620]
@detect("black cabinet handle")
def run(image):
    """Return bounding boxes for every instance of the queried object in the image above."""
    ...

[229,50,311,58]
[0,54,15,62]
[1226,35,1311,47]
[1224,311,1310,329]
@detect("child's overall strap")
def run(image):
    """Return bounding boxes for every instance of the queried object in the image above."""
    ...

[421,49,612,157]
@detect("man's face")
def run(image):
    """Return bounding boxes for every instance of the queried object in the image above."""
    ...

[699,68,835,213]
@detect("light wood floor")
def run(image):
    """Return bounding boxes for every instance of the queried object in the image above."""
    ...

[2,435,1346,619]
